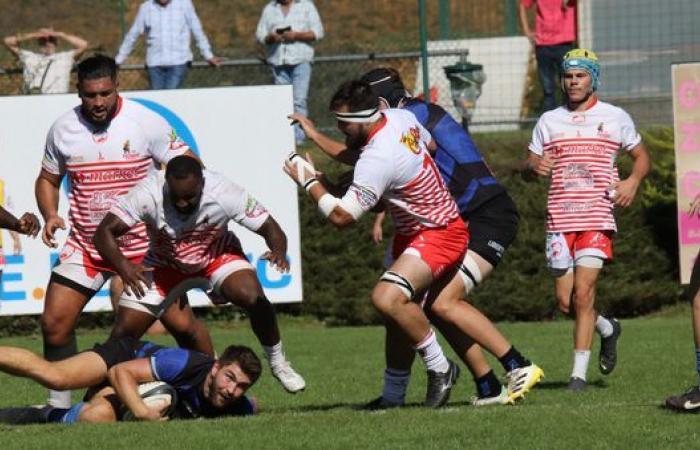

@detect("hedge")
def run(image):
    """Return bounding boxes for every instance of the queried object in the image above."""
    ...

[0,127,683,336]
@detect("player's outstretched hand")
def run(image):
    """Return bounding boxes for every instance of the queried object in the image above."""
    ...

[119,262,153,299]
[288,113,318,140]
[283,152,317,188]
[261,250,290,273]
[17,212,40,237]
[42,215,66,248]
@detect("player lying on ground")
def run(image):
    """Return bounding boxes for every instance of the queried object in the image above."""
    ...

[527,48,650,390]
[94,155,305,393]
[0,336,261,423]
[289,68,543,407]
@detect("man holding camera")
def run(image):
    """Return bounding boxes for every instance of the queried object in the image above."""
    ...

[256,0,324,145]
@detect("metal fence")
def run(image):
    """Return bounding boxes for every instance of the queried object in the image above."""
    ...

[0,0,698,129]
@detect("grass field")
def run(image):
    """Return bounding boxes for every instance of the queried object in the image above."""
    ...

[1,312,699,449]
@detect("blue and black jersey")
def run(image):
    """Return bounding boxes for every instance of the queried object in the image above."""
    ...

[90,337,255,419]
[402,99,506,216]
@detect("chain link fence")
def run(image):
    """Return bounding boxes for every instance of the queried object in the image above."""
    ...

[0,0,698,128]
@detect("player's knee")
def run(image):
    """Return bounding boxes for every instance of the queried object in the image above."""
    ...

[223,284,262,309]
[370,286,404,316]
[426,297,454,322]
[573,286,595,309]
[40,314,72,345]
[43,369,71,390]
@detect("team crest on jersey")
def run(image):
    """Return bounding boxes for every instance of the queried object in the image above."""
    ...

[122,140,140,159]
[245,196,267,218]
[399,127,421,154]
[168,129,187,151]
[597,122,611,138]
[92,130,109,144]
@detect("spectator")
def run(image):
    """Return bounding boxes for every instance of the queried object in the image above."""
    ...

[3,28,88,94]
[115,0,222,90]
[519,0,577,112]
[256,0,324,145]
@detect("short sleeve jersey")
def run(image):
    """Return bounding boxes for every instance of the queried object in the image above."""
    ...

[134,342,255,419]
[111,169,269,273]
[529,99,641,233]
[403,99,505,215]
[41,97,190,261]
[345,109,460,235]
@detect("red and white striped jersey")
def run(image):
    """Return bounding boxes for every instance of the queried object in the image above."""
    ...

[111,169,269,273]
[41,97,190,261]
[345,109,459,235]
[529,98,642,232]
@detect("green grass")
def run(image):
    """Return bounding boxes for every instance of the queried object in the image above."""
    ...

[1,313,699,449]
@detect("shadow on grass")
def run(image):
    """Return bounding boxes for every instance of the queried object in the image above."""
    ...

[534,379,609,390]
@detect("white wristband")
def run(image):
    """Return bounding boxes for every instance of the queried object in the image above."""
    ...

[317,193,341,218]
[304,178,320,193]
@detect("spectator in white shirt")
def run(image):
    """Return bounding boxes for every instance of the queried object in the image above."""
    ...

[256,0,324,145]
[115,0,222,90]
[3,28,88,94]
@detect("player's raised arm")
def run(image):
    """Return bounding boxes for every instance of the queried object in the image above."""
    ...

[284,152,377,229]
[287,113,359,166]
[107,358,161,422]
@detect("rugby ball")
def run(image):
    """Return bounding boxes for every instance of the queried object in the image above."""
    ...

[121,381,178,421]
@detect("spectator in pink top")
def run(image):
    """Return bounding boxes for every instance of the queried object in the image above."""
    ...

[520,0,577,111]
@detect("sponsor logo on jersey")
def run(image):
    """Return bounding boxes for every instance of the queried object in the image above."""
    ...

[168,129,187,151]
[562,163,594,190]
[71,167,142,184]
[87,191,118,224]
[399,126,421,154]
[351,184,378,209]
[572,114,585,124]
[244,196,267,219]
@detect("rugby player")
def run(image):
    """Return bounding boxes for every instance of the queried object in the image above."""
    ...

[94,155,305,393]
[35,54,212,409]
[285,80,477,408]
[289,68,543,407]
[0,337,261,423]
[527,49,650,390]
[666,193,700,412]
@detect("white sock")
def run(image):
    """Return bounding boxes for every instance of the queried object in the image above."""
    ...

[262,342,285,368]
[48,389,72,409]
[382,368,410,404]
[414,329,449,373]
[571,350,591,381]
[595,315,614,338]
